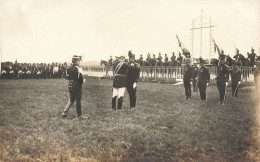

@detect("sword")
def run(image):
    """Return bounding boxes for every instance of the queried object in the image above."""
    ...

[233,82,239,97]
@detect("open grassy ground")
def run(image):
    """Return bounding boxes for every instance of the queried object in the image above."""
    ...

[0,77,259,161]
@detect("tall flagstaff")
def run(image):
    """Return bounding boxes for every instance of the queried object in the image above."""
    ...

[190,10,216,63]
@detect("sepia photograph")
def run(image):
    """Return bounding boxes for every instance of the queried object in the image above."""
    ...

[0,0,260,161]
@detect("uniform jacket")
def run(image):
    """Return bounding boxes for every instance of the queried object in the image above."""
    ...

[127,62,140,85]
[231,68,241,83]
[113,61,128,88]
[183,65,193,81]
[67,65,83,92]
[216,64,229,82]
[198,66,210,83]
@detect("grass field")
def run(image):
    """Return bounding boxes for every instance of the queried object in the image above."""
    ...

[0,77,259,161]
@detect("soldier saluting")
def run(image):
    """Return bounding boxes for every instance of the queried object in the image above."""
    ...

[216,59,229,105]
[62,55,86,119]
[112,55,128,110]
[127,52,140,109]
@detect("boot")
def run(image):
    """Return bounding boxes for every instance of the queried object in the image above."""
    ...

[112,97,116,110]
[62,101,73,117]
[118,97,123,110]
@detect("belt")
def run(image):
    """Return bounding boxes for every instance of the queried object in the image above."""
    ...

[114,74,126,77]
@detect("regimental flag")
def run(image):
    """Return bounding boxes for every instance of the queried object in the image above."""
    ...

[212,38,221,55]
[176,35,190,58]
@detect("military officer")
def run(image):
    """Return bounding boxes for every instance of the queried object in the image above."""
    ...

[231,65,241,97]
[216,59,229,105]
[62,55,86,119]
[171,52,176,62]
[112,55,128,110]
[139,54,144,66]
[183,59,192,100]
[197,59,210,101]
[127,54,140,109]
[177,52,183,64]
[164,54,169,66]
[191,63,198,93]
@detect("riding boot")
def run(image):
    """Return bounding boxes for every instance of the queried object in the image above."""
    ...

[118,97,123,110]
[112,97,116,110]
[62,101,73,117]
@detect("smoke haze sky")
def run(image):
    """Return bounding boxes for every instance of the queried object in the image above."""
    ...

[0,0,259,63]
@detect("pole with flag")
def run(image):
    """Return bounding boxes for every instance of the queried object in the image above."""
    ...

[176,35,191,59]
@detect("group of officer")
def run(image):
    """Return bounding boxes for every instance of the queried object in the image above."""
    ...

[62,53,141,119]
[183,58,242,105]
[1,61,67,79]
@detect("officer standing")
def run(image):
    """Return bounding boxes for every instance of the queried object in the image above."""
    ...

[231,65,241,97]
[127,54,140,109]
[62,55,86,119]
[191,63,198,93]
[183,59,192,100]
[139,54,144,66]
[177,52,183,65]
[197,60,210,102]
[112,55,128,110]
[164,54,169,66]
[216,59,229,105]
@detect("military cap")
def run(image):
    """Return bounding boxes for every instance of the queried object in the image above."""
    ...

[72,55,82,61]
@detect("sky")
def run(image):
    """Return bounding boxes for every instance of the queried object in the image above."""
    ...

[0,0,259,63]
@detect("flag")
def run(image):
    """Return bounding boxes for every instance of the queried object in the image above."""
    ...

[176,35,190,58]
[212,38,221,55]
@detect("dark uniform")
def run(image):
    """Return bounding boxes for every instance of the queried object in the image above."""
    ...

[216,62,229,104]
[191,64,198,93]
[197,62,210,101]
[62,55,85,118]
[139,55,144,66]
[112,57,128,110]
[171,52,176,62]
[127,54,140,109]
[164,54,169,66]
[231,67,241,97]
[177,53,183,64]
[183,62,192,100]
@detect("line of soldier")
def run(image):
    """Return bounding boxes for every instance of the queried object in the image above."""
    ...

[183,57,244,105]
[1,61,67,79]
[105,47,258,67]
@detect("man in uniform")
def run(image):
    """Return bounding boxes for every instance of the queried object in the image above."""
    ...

[171,52,176,62]
[152,54,156,66]
[177,52,183,65]
[164,54,169,66]
[157,53,162,66]
[216,59,229,105]
[197,59,210,101]
[249,48,257,66]
[183,59,192,100]
[126,54,140,109]
[139,54,144,66]
[112,55,128,110]
[191,63,198,93]
[108,56,113,66]
[219,50,226,62]
[62,55,86,119]
[231,65,241,97]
